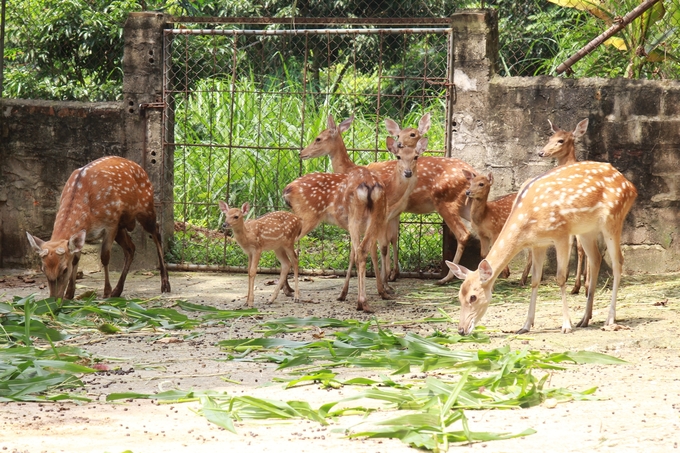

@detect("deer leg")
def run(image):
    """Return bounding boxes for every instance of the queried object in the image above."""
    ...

[140,215,171,293]
[245,251,261,308]
[520,250,532,286]
[355,242,373,313]
[517,246,547,334]
[387,218,400,282]
[436,205,471,285]
[110,228,136,298]
[270,248,292,304]
[570,237,584,295]
[64,253,81,300]
[602,230,624,326]
[338,249,355,302]
[576,233,601,328]
[99,229,119,298]
[289,246,300,303]
[554,238,573,334]
[376,239,394,298]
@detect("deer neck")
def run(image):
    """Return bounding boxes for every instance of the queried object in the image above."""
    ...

[329,139,358,174]
[384,169,417,218]
[469,196,489,226]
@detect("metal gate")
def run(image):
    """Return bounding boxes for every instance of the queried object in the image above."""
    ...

[161,18,454,277]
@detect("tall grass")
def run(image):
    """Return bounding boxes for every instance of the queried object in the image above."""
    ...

[170,67,447,273]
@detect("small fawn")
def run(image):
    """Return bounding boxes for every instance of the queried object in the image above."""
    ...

[219,201,301,307]
[540,118,590,295]
[26,156,171,299]
[447,160,637,335]
[463,170,518,280]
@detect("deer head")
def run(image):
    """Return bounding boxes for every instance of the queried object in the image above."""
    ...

[26,230,86,299]
[385,113,431,149]
[538,118,589,165]
[386,136,427,179]
[463,170,494,200]
[220,201,249,229]
[446,260,494,335]
[300,114,355,160]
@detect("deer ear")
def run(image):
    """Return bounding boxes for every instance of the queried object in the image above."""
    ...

[548,119,559,134]
[218,200,229,214]
[478,259,494,282]
[68,230,86,254]
[418,112,431,135]
[415,137,428,155]
[445,260,470,280]
[26,232,45,253]
[337,115,354,133]
[241,202,250,215]
[573,118,589,138]
[386,136,398,154]
[487,173,494,185]
[384,118,401,137]
[462,169,475,181]
[327,114,336,132]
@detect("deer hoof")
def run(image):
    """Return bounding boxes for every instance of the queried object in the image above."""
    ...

[388,271,399,282]
[515,327,530,335]
[161,281,171,293]
[575,317,590,328]
[357,302,374,313]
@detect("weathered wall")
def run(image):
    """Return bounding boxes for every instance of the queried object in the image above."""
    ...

[450,10,680,274]
[0,12,169,271]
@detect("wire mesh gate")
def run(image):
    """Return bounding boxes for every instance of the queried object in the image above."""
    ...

[161,19,454,277]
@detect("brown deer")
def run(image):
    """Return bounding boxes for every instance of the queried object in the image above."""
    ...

[446,161,637,335]
[300,114,475,283]
[218,201,301,307]
[283,167,388,312]
[540,118,590,295]
[26,156,171,299]
[462,170,523,280]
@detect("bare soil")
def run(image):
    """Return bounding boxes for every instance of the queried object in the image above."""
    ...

[1,268,679,453]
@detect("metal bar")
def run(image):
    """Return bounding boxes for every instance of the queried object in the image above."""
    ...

[169,17,453,25]
[168,27,451,36]
[166,262,442,279]
[556,0,662,75]
[0,0,6,97]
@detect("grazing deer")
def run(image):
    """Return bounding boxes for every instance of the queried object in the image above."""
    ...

[540,118,590,295]
[300,113,475,283]
[447,161,637,335]
[26,156,171,299]
[218,201,301,307]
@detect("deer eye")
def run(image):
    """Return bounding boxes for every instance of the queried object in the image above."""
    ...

[396,155,401,160]
[413,156,418,160]
[478,182,484,187]
[469,295,477,304]
[410,132,416,137]
[558,139,564,144]
[315,137,321,142]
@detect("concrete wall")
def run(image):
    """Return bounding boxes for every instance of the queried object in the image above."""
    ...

[450,10,680,274]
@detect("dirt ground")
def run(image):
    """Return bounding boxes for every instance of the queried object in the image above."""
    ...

[1,267,679,453]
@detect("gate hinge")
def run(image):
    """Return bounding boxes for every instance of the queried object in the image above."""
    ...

[139,102,166,111]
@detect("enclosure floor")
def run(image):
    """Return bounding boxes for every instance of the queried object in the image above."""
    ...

[1,268,679,453]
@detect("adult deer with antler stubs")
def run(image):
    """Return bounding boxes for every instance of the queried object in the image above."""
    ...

[540,118,590,295]
[219,201,301,307]
[447,160,637,335]
[300,114,474,283]
[26,156,171,299]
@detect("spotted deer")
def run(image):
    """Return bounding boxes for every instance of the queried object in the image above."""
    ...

[462,170,530,281]
[300,113,475,283]
[26,156,171,299]
[447,161,637,335]
[219,201,301,307]
[540,118,590,295]
[283,167,388,312]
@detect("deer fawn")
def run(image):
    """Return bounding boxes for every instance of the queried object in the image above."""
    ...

[447,161,637,335]
[26,156,171,299]
[462,170,525,280]
[219,201,301,307]
[540,118,590,295]
[300,113,475,283]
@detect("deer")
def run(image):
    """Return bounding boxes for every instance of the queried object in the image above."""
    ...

[26,156,171,300]
[446,160,637,335]
[462,170,531,281]
[300,113,475,283]
[218,201,301,307]
[283,133,425,312]
[539,118,590,295]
